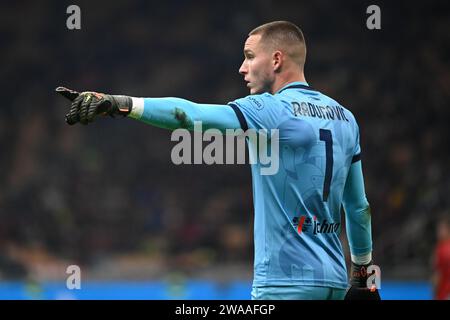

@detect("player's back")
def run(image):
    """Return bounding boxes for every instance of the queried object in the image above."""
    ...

[230,82,360,288]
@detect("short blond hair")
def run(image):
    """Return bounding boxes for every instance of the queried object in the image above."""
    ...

[249,21,306,68]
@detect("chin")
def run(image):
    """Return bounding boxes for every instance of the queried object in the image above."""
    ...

[250,87,261,95]
[249,84,271,95]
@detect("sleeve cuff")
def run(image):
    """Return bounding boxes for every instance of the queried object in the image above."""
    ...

[129,97,145,119]
[351,252,372,265]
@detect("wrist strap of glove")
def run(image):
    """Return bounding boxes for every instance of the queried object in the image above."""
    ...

[350,260,375,288]
[108,95,132,117]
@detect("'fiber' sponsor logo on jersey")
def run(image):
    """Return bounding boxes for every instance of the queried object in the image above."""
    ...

[293,215,340,235]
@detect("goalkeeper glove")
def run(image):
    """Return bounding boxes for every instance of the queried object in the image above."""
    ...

[55,86,132,125]
[344,261,381,300]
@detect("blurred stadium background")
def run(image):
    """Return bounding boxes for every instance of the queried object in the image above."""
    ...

[0,0,449,299]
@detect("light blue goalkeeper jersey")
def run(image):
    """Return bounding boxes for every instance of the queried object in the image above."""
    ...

[131,80,371,290]
[228,82,362,288]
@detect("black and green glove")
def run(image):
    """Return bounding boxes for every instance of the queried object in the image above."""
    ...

[55,86,132,125]
[344,261,381,300]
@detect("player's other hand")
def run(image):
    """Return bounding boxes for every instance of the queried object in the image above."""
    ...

[344,261,381,300]
[55,86,132,125]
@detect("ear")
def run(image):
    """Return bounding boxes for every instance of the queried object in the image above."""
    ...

[273,51,283,72]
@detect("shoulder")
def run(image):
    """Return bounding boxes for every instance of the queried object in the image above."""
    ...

[230,93,283,111]
[326,94,353,116]
[440,240,450,254]
[228,93,288,130]
[323,94,359,127]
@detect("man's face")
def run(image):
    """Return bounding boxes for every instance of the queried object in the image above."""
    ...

[239,34,275,95]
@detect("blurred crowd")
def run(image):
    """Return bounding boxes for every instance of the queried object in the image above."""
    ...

[0,0,449,282]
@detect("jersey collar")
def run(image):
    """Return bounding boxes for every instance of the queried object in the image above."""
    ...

[276,81,316,94]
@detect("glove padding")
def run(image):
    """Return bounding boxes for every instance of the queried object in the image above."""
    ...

[55,86,132,125]
[344,261,381,300]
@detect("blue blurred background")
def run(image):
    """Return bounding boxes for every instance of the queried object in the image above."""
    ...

[0,281,433,300]
[0,0,449,300]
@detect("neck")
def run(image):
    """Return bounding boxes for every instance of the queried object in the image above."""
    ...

[271,71,306,94]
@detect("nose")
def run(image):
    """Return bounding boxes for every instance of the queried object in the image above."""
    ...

[239,60,247,75]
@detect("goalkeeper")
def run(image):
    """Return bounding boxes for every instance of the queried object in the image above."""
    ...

[56,21,380,300]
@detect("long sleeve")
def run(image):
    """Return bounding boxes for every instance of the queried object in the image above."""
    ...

[342,160,373,260]
[128,97,242,132]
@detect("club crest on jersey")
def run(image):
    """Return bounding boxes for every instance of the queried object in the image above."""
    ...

[293,215,340,235]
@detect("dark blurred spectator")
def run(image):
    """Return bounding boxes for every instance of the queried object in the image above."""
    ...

[432,214,450,300]
[0,0,449,279]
